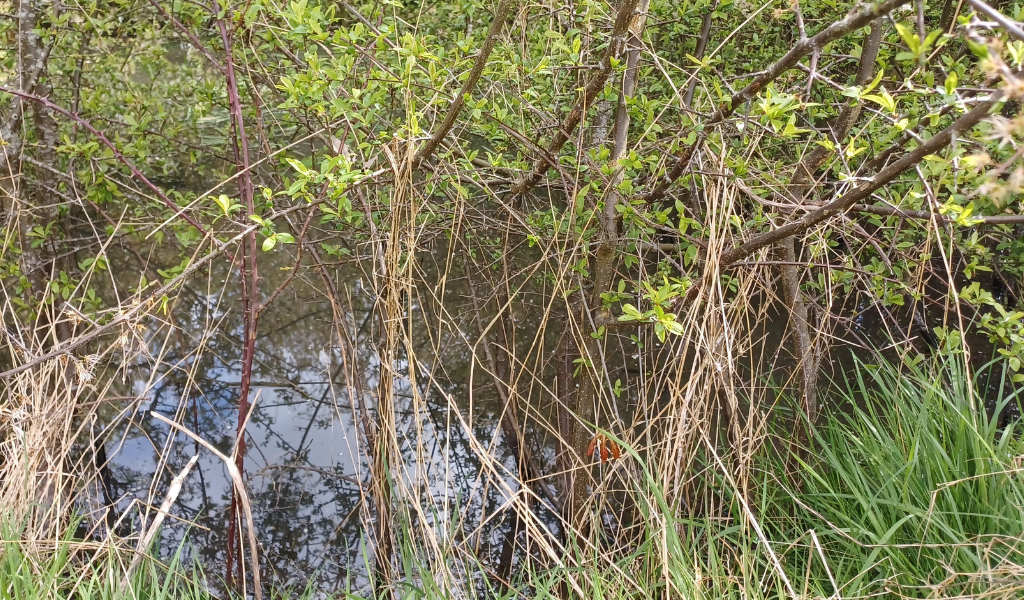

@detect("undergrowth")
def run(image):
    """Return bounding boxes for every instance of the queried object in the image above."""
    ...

[4,355,1022,599]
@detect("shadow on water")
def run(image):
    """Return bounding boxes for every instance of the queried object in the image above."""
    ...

[95,241,527,592]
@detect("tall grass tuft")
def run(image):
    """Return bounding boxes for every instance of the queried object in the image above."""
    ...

[0,518,212,600]
[773,355,1024,598]
[6,352,1023,600]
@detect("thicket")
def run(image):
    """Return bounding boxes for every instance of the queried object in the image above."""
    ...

[2,0,1024,597]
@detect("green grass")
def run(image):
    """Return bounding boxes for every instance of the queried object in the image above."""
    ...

[773,355,1024,598]
[0,521,212,600]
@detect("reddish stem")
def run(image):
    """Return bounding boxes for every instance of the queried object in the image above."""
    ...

[217,16,260,590]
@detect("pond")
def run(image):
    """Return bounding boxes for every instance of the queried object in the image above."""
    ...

[88,230,1015,596]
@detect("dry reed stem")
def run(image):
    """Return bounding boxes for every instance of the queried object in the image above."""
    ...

[151,411,262,600]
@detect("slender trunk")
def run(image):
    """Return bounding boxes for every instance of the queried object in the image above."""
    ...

[776,22,882,449]
[2,0,51,326]
[218,16,261,592]
[683,0,717,108]
[569,0,649,530]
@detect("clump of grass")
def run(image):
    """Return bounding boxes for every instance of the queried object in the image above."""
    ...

[507,355,1024,600]
[0,519,212,600]
[7,354,1023,600]
[772,355,1024,598]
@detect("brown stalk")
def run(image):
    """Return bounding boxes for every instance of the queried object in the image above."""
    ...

[412,0,514,169]
[778,21,882,444]
[217,12,261,589]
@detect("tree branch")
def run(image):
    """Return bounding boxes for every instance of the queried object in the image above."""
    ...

[508,0,640,199]
[642,0,908,205]
[720,87,1008,266]
[412,0,513,169]
[0,86,209,235]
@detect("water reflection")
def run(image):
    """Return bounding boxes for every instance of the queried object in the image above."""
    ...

[96,243,525,593]
[90,235,1016,595]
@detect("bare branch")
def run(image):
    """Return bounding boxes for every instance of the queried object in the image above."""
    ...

[642,0,909,204]
[509,0,640,198]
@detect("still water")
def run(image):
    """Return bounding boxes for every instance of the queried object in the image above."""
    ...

[97,245,536,593]
[89,237,1014,595]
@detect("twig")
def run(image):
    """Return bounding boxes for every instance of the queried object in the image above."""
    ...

[642,0,909,204]
[123,455,199,582]
[260,208,314,313]
[412,0,514,168]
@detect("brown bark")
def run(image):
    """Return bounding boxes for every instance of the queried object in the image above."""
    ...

[642,0,908,205]
[776,22,882,440]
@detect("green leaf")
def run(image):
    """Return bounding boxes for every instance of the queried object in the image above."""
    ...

[262,236,277,251]
[214,194,232,217]
[894,22,920,55]
[944,71,957,96]
[285,157,310,175]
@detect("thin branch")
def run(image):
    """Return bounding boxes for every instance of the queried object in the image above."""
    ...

[260,208,314,312]
[965,0,1024,42]
[145,0,225,72]
[508,0,640,198]
[412,0,513,169]
[849,202,1024,224]
[683,0,718,108]
[642,0,908,204]
[151,412,262,600]
[0,86,209,234]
